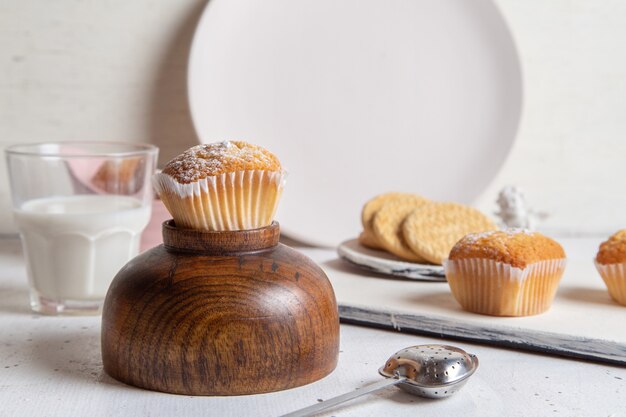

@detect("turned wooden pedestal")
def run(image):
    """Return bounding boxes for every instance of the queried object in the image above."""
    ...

[101,221,340,395]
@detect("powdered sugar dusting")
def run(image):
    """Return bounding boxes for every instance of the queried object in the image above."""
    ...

[462,228,534,244]
[162,141,281,184]
[450,228,564,269]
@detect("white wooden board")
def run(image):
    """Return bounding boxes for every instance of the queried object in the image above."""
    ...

[300,238,626,366]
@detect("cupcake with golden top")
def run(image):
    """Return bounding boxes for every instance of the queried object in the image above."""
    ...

[153,141,285,231]
[595,230,626,306]
[444,229,566,317]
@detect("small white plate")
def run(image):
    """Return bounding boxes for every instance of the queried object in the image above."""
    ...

[337,239,445,281]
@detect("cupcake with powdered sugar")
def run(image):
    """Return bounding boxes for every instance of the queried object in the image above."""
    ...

[443,229,566,317]
[152,141,285,231]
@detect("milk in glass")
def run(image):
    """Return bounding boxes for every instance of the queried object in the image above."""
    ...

[14,195,151,301]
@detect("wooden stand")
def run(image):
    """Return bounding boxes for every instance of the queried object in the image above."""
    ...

[101,221,340,395]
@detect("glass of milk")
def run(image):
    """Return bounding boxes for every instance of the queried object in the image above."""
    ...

[5,142,158,315]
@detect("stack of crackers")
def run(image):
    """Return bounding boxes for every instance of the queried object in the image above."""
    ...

[359,192,497,265]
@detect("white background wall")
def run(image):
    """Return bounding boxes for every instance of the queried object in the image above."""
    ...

[476,1,626,236]
[0,0,205,233]
[1,0,625,236]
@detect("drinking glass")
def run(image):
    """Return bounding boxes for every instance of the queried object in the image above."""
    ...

[5,142,158,315]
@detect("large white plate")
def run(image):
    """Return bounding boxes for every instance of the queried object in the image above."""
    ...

[188,0,522,247]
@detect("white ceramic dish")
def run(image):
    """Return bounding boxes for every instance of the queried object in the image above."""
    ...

[337,239,445,281]
[188,0,522,247]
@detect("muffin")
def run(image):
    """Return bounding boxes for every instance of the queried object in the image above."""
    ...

[92,158,144,195]
[595,230,626,306]
[444,229,566,316]
[152,141,285,231]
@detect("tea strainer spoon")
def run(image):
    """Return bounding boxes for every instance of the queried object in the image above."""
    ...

[280,344,479,417]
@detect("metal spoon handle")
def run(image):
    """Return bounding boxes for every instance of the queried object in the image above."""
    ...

[279,376,407,417]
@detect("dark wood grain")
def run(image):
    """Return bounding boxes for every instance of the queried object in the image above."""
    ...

[101,221,340,395]
[162,220,281,254]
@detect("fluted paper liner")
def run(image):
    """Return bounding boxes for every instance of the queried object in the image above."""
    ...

[594,261,626,306]
[443,258,567,317]
[152,170,285,231]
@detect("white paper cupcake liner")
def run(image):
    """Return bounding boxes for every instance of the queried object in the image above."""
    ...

[152,170,285,231]
[594,261,626,306]
[443,258,567,316]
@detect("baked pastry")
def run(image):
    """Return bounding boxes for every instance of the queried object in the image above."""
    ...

[402,202,498,265]
[595,230,626,306]
[371,199,430,262]
[360,193,426,250]
[152,141,285,231]
[92,158,144,195]
[358,229,383,250]
[444,229,566,316]
[357,192,494,265]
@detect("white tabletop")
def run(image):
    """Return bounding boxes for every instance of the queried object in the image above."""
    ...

[0,238,624,417]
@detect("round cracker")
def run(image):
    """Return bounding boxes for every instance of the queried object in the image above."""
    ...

[361,192,426,228]
[402,202,498,265]
[361,193,427,251]
[358,229,384,250]
[371,200,430,262]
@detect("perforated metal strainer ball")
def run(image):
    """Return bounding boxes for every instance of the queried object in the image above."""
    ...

[281,344,479,417]
[378,344,479,399]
